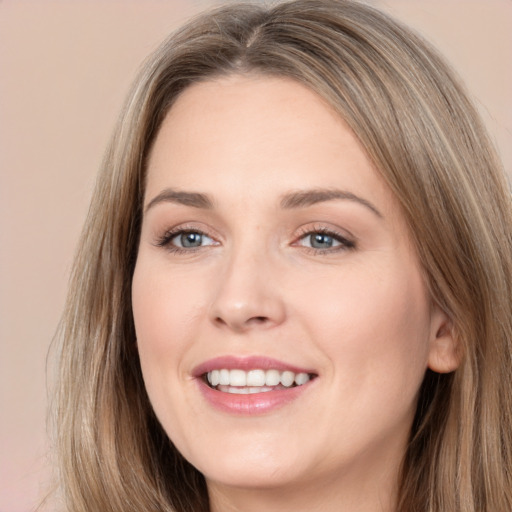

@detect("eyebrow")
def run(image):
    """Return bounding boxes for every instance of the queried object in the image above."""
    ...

[280,188,382,217]
[145,186,382,218]
[145,188,214,212]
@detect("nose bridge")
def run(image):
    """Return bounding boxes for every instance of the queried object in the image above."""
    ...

[209,235,285,332]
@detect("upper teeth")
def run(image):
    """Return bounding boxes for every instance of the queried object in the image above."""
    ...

[206,369,311,388]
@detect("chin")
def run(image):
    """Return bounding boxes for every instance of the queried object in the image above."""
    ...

[200,457,307,490]
[181,431,311,489]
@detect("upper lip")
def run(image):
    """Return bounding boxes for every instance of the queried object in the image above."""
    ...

[192,355,316,378]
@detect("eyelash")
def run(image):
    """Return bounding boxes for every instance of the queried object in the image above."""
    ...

[155,225,356,255]
[155,225,217,255]
[294,225,356,254]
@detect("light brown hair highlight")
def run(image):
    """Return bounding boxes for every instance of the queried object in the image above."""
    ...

[51,1,512,511]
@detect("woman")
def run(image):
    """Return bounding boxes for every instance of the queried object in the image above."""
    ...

[52,1,512,511]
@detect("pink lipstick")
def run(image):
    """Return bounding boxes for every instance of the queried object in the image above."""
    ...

[193,356,317,415]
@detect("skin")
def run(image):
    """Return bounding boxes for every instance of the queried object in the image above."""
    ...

[132,75,458,512]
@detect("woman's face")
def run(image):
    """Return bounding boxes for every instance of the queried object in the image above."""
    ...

[132,75,453,505]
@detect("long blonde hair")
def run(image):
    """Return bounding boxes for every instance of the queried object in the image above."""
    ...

[52,1,512,510]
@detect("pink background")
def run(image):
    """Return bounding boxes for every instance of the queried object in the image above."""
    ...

[1,1,510,510]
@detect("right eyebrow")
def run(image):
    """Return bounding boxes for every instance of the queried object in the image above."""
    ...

[144,188,214,213]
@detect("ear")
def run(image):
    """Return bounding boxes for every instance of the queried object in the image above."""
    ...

[427,305,461,373]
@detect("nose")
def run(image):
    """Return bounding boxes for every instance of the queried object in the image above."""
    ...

[209,247,286,333]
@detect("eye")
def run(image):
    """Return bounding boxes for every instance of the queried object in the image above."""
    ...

[172,231,213,248]
[156,228,218,252]
[295,228,355,252]
[303,233,339,249]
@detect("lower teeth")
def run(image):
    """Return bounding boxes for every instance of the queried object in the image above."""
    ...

[214,383,294,394]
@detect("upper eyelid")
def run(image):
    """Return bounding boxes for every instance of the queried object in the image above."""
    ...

[293,224,357,250]
[159,223,217,238]
[295,223,355,240]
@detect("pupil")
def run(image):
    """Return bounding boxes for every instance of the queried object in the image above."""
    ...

[311,233,333,248]
[182,232,202,247]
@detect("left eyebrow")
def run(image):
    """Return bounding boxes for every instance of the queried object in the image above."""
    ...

[280,188,383,218]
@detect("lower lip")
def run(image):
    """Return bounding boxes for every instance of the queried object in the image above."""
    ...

[197,378,314,415]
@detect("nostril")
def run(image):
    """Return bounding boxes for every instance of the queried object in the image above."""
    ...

[245,316,269,325]
[214,315,269,329]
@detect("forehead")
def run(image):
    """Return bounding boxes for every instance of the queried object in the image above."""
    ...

[145,74,394,216]
[148,74,349,174]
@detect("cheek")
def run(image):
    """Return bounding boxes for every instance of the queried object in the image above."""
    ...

[132,259,205,351]
[131,259,206,403]
[131,257,216,452]
[300,262,432,456]
[298,258,432,398]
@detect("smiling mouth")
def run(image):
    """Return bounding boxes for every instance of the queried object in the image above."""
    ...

[204,368,317,394]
